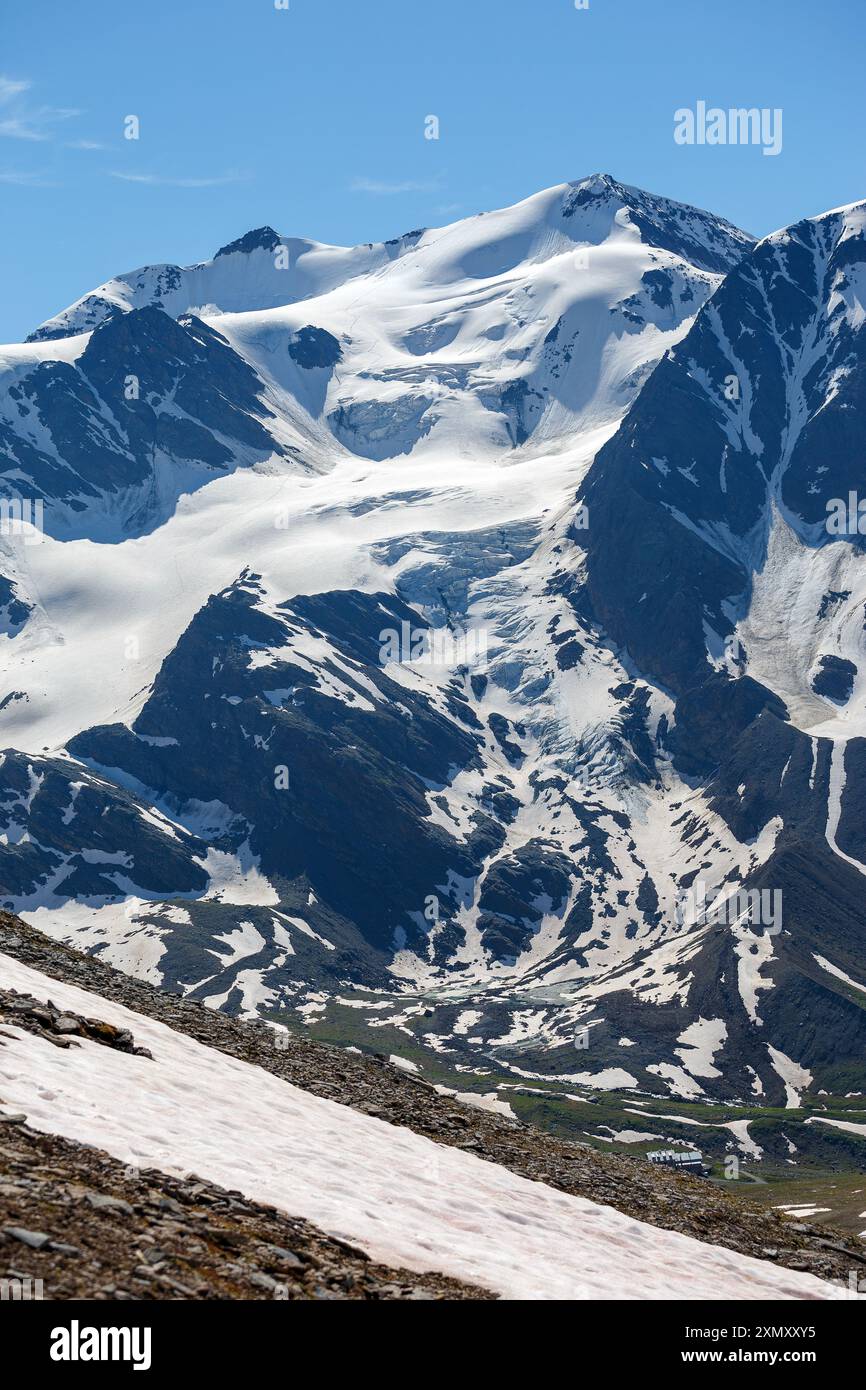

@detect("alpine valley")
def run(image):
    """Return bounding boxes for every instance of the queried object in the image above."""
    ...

[2,174,865,1210]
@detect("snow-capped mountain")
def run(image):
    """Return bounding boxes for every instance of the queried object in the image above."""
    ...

[1,175,865,1172]
[2,174,749,544]
[567,199,866,1105]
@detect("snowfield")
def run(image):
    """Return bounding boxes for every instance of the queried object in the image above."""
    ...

[0,951,853,1301]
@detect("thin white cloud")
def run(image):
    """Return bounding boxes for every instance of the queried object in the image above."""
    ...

[0,76,31,104]
[0,73,80,141]
[350,176,441,195]
[0,117,48,141]
[66,138,105,151]
[109,170,248,188]
[0,170,57,186]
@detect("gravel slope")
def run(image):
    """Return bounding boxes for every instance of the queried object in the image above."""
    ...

[0,1118,491,1301]
[2,911,864,1293]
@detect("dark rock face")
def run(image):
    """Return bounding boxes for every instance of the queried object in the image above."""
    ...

[477,843,572,962]
[477,379,545,447]
[214,226,282,258]
[1,307,291,538]
[0,749,208,904]
[288,326,342,370]
[747,843,866,1095]
[0,575,504,994]
[811,654,856,702]
[546,199,866,1116]
[570,202,866,876]
[670,676,789,780]
[832,740,866,866]
[560,174,753,275]
[641,269,675,311]
[702,710,828,844]
[487,713,524,767]
[780,233,866,533]
[0,577,30,636]
[575,204,866,698]
[818,589,851,621]
[553,636,584,670]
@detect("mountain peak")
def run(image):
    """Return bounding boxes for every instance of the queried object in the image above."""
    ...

[567,172,621,195]
[559,172,753,274]
[24,177,756,343]
[214,226,284,259]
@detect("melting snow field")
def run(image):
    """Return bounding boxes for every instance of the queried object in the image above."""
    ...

[0,952,854,1301]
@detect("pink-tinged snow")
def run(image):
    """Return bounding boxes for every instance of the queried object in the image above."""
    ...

[0,952,853,1302]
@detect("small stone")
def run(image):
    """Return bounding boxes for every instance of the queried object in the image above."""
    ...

[54,1016,83,1034]
[261,1244,305,1269]
[84,1191,134,1215]
[157,1196,185,1216]
[3,1226,51,1249]
[140,1246,166,1266]
[248,1271,284,1293]
[204,1226,243,1248]
[154,1273,197,1296]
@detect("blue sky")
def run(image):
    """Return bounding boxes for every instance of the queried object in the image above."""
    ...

[1,0,864,342]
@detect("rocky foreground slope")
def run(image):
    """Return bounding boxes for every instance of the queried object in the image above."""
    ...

[1,912,864,1299]
[0,1119,488,1301]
